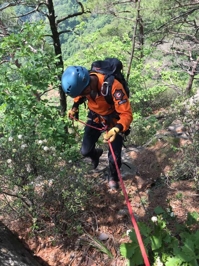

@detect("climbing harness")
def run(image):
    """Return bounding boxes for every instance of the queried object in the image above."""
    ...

[69,115,150,266]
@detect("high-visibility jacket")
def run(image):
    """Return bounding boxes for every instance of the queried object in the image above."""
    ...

[73,73,133,132]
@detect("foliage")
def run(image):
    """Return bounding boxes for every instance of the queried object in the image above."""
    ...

[129,115,162,146]
[0,22,75,149]
[120,206,199,266]
[1,1,199,260]
[163,100,199,189]
[84,232,113,258]
[0,21,92,237]
[0,133,93,237]
[170,136,199,190]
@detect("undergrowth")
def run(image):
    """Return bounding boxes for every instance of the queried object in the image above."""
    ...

[0,133,94,239]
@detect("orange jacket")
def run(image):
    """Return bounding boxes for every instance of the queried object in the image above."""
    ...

[73,73,133,132]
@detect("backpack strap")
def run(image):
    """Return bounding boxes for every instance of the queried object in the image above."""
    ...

[90,72,114,105]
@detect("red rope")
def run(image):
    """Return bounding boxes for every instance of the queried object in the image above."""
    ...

[108,141,150,266]
[70,116,150,265]
[71,116,108,131]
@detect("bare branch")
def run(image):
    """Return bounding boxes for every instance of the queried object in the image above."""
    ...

[169,31,199,44]
[1,190,32,208]
[113,0,137,4]
[0,2,19,12]
[126,0,141,82]
[39,88,54,97]
[24,41,38,53]
[157,7,199,31]
[0,19,9,37]
[11,2,48,19]
[57,1,89,24]
[0,60,9,65]
[185,56,199,94]
[58,29,72,36]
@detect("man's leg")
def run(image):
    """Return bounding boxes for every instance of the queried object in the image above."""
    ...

[80,121,103,169]
[108,134,123,189]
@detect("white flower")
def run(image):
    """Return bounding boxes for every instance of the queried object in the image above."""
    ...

[170,212,174,217]
[48,179,54,186]
[126,229,131,236]
[68,160,72,163]
[12,149,17,153]
[43,146,49,151]
[7,159,12,164]
[36,175,43,180]
[50,147,56,151]
[18,134,23,139]
[21,144,27,149]
[8,137,13,142]
[38,140,43,144]
[43,139,47,143]
[155,256,163,266]
[26,164,31,173]
[151,216,158,223]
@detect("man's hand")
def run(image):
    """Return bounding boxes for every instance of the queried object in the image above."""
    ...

[67,108,78,120]
[103,127,120,142]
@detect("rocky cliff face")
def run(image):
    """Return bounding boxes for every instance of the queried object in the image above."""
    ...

[0,222,45,266]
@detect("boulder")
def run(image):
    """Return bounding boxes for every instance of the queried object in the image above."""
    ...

[0,222,44,266]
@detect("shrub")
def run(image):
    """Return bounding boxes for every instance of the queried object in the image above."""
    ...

[128,115,161,146]
[170,137,199,190]
[120,207,199,266]
[0,134,93,237]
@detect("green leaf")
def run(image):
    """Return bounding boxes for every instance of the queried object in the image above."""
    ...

[150,234,162,251]
[174,239,196,262]
[128,247,143,266]
[154,206,165,215]
[139,222,152,237]
[165,257,183,266]
[134,249,144,265]
[193,230,199,249]
[120,243,135,259]
[186,212,199,226]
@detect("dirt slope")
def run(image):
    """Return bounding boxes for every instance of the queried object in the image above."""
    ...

[3,137,198,266]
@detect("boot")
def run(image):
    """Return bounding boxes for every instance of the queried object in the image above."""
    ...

[91,148,103,169]
[108,177,119,190]
[108,162,120,190]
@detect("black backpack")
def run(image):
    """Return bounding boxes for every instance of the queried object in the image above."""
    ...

[90,58,129,105]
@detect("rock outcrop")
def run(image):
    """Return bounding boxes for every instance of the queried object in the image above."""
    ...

[0,222,45,266]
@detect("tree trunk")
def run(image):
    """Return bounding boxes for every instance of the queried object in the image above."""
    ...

[47,0,66,115]
[185,56,199,95]
[126,0,141,83]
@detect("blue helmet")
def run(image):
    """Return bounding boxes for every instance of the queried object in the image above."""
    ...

[61,66,90,98]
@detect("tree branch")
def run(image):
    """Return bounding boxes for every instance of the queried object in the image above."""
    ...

[58,29,72,36]
[0,2,20,12]
[56,1,89,24]
[156,7,199,31]
[0,60,9,65]
[11,2,48,19]
[1,190,32,208]
[169,31,199,44]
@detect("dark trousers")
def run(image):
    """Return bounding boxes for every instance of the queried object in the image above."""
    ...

[80,120,123,181]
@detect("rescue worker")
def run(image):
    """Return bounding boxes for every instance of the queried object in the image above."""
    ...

[61,65,133,190]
